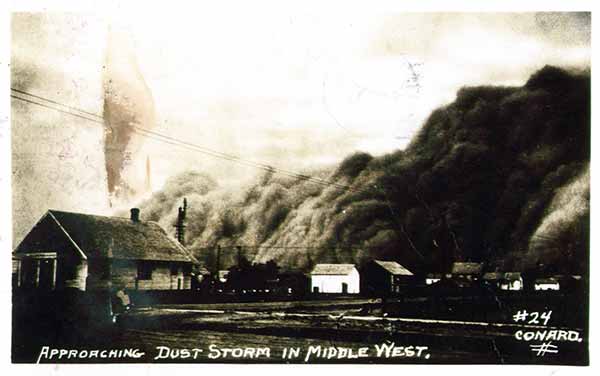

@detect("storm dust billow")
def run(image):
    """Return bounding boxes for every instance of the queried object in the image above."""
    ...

[137,66,589,275]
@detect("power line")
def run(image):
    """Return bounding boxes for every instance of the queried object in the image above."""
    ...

[11,87,104,119]
[11,88,376,196]
[13,87,427,261]
[11,94,104,126]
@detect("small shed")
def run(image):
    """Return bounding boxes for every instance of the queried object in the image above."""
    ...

[361,260,413,294]
[482,272,504,288]
[552,274,584,291]
[500,272,523,291]
[534,278,560,291]
[218,270,230,283]
[425,273,442,285]
[451,262,484,280]
[310,264,360,294]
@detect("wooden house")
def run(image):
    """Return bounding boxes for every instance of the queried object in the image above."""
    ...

[361,260,413,295]
[13,208,199,293]
[310,264,360,294]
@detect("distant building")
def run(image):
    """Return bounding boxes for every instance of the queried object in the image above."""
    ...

[500,272,523,291]
[425,273,442,285]
[191,266,211,290]
[534,278,560,291]
[276,271,310,295]
[451,262,484,280]
[218,270,230,283]
[482,272,504,288]
[310,264,360,294]
[361,260,413,294]
[553,275,584,292]
[483,272,523,290]
[13,208,199,292]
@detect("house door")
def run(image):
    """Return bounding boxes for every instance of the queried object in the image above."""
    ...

[342,282,348,294]
[38,259,55,290]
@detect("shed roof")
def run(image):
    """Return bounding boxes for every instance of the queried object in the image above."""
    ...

[15,210,198,264]
[373,260,413,276]
[535,278,559,284]
[504,272,522,280]
[483,272,504,281]
[311,264,356,276]
[451,262,484,275]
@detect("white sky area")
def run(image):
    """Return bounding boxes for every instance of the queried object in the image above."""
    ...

[10,11,590,242]
[121,12,590,189]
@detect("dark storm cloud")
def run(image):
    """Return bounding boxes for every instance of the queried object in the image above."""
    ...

[138,66,589,275]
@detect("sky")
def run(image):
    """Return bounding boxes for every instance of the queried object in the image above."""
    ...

[123,11,590,186]
[10,11,591,243]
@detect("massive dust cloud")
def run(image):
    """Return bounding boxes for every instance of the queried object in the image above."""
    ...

[137,66,589,274]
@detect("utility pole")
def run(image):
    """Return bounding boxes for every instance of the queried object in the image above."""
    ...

[215,245,221,276]
[236,245,243,268]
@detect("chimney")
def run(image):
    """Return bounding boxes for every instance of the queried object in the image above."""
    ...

[237,245,243,267]
[130,208,140,222]
[174,198,187,245]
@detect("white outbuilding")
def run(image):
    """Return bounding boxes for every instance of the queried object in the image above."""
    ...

[310,264,360,294]
[534,278,560,291]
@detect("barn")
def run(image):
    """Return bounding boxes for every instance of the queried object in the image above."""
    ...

[360,260,414,295]
[310,264,360,294]
[13,208,199,293]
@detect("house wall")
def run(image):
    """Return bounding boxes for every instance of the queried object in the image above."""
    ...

[361,263,414,294]
[111,260,191,291]
[15,214,88,291]
[57,257,88,291]
[360,263,391,294]
[391,275,414,292]
[535,282,560,291]
[311,269,360,293]
[500,278,523,291]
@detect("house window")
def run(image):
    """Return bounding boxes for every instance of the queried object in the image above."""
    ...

[137,262,153,280]
[170,264,179,276]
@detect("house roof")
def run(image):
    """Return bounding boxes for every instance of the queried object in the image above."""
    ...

[535,278,559,284]
[504,272,522,280]
[451,262,484,275]
[482,272,504,281]
[311,264,356,276]
[15,210,198,264]
[373,260,413,276]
